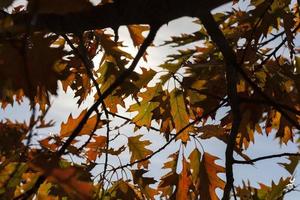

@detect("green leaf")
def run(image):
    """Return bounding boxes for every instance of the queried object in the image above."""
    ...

[128,102,160,128]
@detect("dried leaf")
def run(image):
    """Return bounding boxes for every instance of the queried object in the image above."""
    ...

[60,110,103,138]
[128,135,153,168]
[199,153,225,200]
[170,89,191,142]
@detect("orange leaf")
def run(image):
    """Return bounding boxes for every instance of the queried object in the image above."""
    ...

[60,110,102,138]
[199,153,225,200]
[48,167,94,200]
[176,157,192,200]
[86,136,107,161]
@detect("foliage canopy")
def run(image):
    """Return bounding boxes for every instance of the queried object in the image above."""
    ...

[0,0,300,199]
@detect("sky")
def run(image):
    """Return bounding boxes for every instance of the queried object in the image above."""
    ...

[1,0,300,199]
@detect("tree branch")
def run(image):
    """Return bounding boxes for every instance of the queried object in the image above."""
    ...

[57,23,161,156]
[199,12,241,200]
[234,152,300,164]
[113,100,226,171]
[240,97,300,116]
[1,0,231,37]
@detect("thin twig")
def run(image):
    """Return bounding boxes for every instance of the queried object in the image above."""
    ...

[113,101,226,171]
[57,22,160,154]
[63,34,108,152]
[234,152,300,164]
[63,33,113,197]
[107,111,161,132]
[240,0,275,64]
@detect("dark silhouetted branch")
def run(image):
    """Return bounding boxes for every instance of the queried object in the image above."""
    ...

[57,23,161,156]
[199,12,241,200]
[234,152,300,164]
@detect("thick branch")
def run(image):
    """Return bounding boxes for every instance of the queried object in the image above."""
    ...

[199,12,241,200]
[1,0,231,36]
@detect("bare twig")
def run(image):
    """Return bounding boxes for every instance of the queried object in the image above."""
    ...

[234,152,300,164]
[63,34,107,152]
[240,0,275,64]
[107,111,161,132]
[113,101,226,171]
[58,23,161,155]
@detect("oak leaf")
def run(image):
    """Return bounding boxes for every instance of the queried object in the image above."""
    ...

[60,110,103,138]
[127,25,149,47]
[0,33,67,104]
[131,169,158,199]
[176,157,192,200]
[199,153,225,200]
[128,102,160,128]
[170,89,191,142]
[128,135,153,168]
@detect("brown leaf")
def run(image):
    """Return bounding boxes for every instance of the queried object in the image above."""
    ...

[128,135,153,168]
[47,167,94,200]
[199,153,225,200]
[108,180,142,200]
[127,25,149,47]
[86,136,107,161]
[279,155,299,175]
[60,110,103,138]
[189,149,201,183]
[0,33,67,105]
[198,125,226,140]
[176,157,192,200]
[30,153,93,200]
[131,169,158,199]
[170,89,191,142]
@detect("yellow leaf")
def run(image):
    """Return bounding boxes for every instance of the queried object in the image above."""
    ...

[170,90,191,142]
[128,102,160,128]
